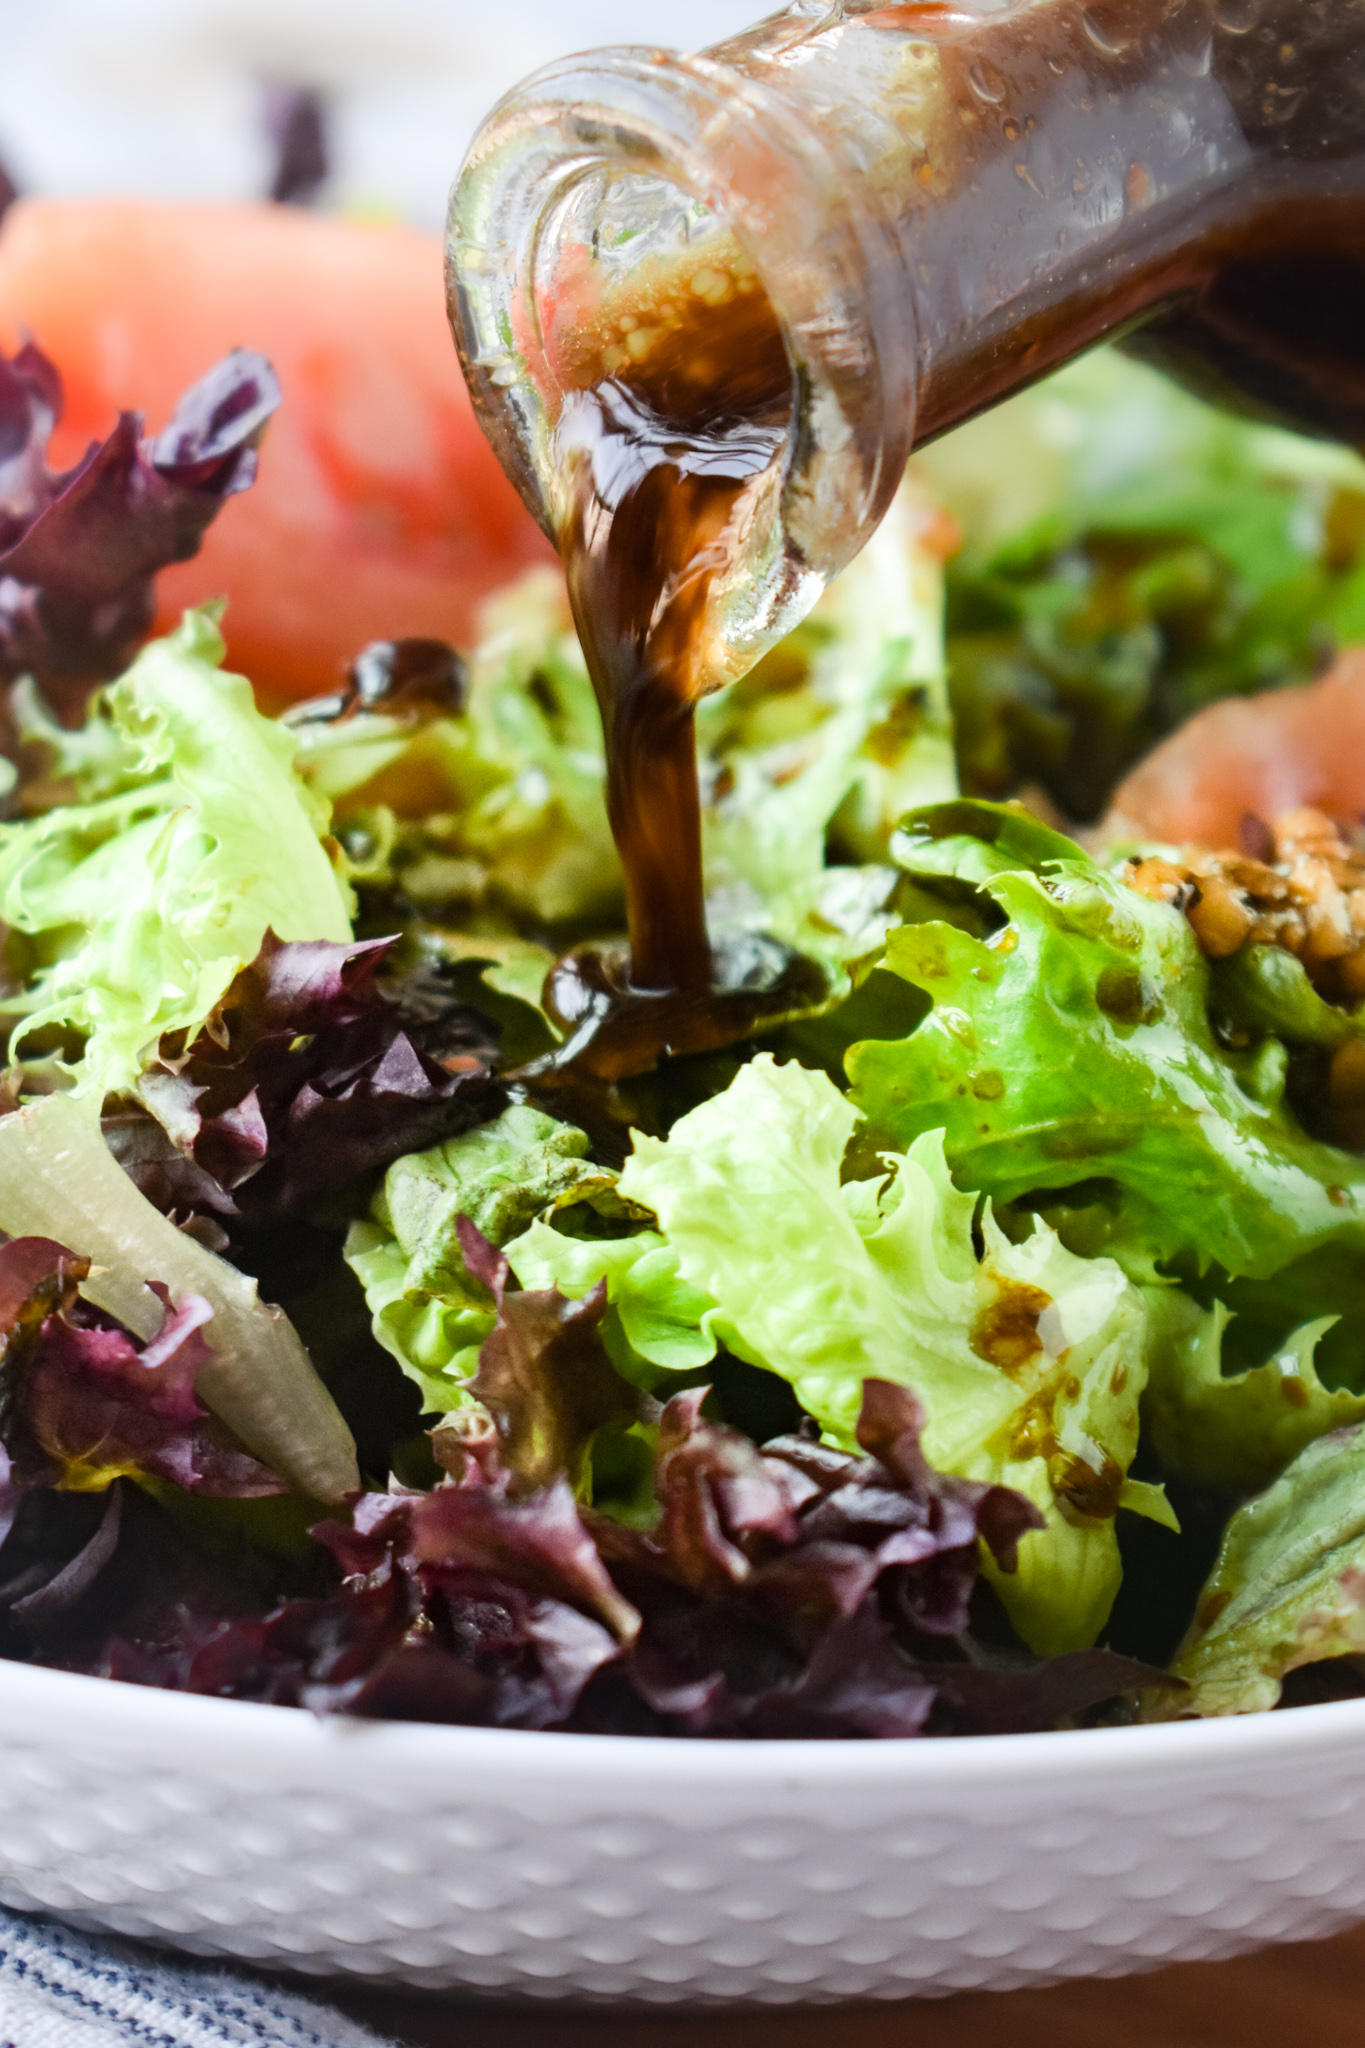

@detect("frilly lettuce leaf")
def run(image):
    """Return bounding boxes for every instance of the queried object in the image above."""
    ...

[1209,943,1356,1054]
[847,801,1365,1387]
[1142,1289,1365,1494]
[343,1104,618,1414]
[1160,1423,1365,1716]
[616,1053,1162,1655]
[451,1219,642,1501]
[0,608,352,1097]
[0,1236,285,1501]
[292,569,618,930]
[696,476,953,904]
[504,1221,735,1386]
[0,341,279,726]
[102,932,504,1233]
[920,343,1365,572]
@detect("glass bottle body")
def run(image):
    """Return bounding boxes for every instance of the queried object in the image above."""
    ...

[452,0,1365,642]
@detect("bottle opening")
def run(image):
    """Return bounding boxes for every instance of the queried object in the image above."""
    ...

[448,45,914,668]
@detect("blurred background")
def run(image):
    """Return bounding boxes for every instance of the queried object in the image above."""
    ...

[1,0,1360,819]
[0,0,766,710]
[0,0,758,224]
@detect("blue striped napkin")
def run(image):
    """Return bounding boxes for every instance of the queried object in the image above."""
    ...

[0,1908,396,2048]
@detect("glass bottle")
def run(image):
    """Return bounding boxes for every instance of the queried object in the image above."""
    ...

[449,0,1365,682]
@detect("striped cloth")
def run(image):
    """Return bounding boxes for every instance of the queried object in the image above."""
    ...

[0,1910,395,2048]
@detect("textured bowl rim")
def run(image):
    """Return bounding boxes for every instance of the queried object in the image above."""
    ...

[3,1655,1365,1796]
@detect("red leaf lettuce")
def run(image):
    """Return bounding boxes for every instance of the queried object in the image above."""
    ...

[0,1234,285,1498]
[0,340,280,722]
[87,1379,1162,1737]
[104,931,505,1231]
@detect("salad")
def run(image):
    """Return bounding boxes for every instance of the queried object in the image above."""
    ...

[3,205,1365,1738]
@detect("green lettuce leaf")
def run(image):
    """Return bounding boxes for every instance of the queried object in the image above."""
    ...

[847,801,1365,1386]
[696,476,953,904]
[0,1092,358,1502]
[1209,944,1356,1054]
[617,1053,1162,1655]
[505,1220,735,1386]
[294,570,619,931]
[1143,1289,1365,1494]
[344,1104,618,1415]
[1162,1424,1365,1715]
[0,608,352,1096]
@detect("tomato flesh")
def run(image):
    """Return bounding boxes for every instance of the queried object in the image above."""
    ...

[1109,650,1365,847]
[0,199,554,708]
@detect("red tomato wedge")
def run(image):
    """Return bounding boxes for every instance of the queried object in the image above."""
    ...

[1107,649,1365,848]
[0,199,554,709]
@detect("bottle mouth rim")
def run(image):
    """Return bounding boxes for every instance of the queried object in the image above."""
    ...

[447,43,917,594]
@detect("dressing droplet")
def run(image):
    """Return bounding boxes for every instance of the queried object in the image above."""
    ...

[968,57,1007,103]
[1081,8,1131,56]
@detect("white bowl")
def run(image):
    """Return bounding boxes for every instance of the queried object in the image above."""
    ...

[0,1659,1363,2006]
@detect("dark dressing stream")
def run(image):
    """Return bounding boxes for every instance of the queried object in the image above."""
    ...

[538,274,824,1084]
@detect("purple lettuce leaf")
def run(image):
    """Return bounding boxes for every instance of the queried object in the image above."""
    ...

[0,1234,285,1498]
[0,1479,297,1673]
[98,1467,632,1729]
[263,83,329,208]
[446,1216,641,1498]
[80,1376,1167,1738]
[105,930,505,1228]
[0,342,280,721]
[921,1646,1173,1736]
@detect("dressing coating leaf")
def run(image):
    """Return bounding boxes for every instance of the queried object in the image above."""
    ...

[298,474,952,942]
[848,801,1365,1383]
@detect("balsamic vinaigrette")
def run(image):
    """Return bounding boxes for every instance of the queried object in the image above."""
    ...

[516,0,1365,1085]
[540,274,821,1083]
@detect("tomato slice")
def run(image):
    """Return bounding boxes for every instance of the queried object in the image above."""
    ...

[0,199,555,709]
[1108,650,1365,848]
